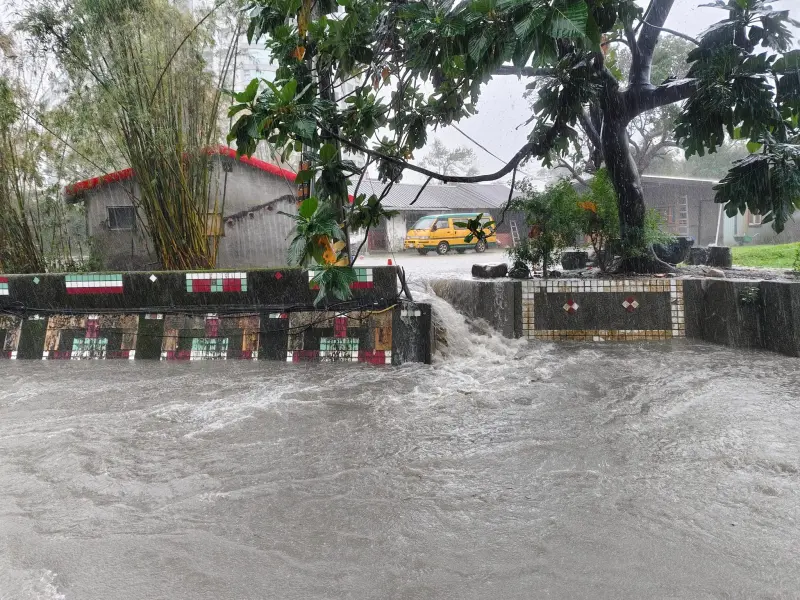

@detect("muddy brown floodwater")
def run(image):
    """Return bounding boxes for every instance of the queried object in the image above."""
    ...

[1,301,799,599]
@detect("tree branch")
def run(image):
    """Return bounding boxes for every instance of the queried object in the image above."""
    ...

[556,159,589,186]
[639,21,699,46]
[631,0,676,87]
[626,78,697,117]
[317,118,567,184]
[409,175,433,205]
[493,65,555,77]
[149,0,229,106]
[579,108,602,150]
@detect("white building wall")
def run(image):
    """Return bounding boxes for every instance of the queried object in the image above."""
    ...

[386,214,408,253]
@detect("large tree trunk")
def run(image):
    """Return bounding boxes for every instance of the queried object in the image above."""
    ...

[600,113,647,253]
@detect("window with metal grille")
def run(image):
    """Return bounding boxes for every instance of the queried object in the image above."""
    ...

[107,206,135,231]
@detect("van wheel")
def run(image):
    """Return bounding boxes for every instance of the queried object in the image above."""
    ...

[455,248,466,254]
[436,241,450,255]
[475,240,487,253]
[417,249,429,255]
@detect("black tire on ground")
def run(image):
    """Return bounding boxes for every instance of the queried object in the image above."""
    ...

[475,240,487,253]
[417,249,429,255]
[456,248,466,254]
[436,241,450,255]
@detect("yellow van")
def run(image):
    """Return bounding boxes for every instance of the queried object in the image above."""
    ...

[404,213,497,255]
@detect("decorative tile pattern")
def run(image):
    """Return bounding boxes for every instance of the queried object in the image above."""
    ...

[0,276,8,296]
[670,280,685,337]
[400,308,422,317]
[285,308,392,364]
[522,278,686,342]
[65,273,123,295]
[0,315,22,359]
[42,314,138,359]
[161,313,259,360]
[149,274,158,282]
[563,299,579,314]
[622,297,639,312]
[308,268,374,290]
[185,272,248,293]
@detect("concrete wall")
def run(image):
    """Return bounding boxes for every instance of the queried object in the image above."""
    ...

[684,278,800,356]
[430,279,521,339]
[386,214,409,253]
[83,179,155,270]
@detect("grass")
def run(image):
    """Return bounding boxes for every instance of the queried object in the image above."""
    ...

[731,242,800,269]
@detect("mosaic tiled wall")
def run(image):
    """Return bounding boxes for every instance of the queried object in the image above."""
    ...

[308,268,374,290]
[0,266,431,363]
[160,313,259,360]
[284,309,393,364]
[0,306,430,364]
[522,278,685,341]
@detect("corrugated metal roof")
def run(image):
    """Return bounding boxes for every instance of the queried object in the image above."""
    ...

[641,174,719,184]
[348,180,518,211]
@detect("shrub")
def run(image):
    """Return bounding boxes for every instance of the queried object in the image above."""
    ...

[577,168,675,270]
[577,169,618,271]
[507,179,583,275]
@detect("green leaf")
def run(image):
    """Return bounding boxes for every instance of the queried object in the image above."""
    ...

[549,0,588,39]
[468,30,491,63]
[295,169,314,184]
[319,143,337,163]
[746,140,763,153]
[292,117,316,140]
[227,104,249,118]
[514,11,546,39]
[299,196,318,219]
[284,79,298,103]
[234,78,259,103]
[773,50,800,73]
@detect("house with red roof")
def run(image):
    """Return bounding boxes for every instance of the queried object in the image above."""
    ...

[65,146,299,270]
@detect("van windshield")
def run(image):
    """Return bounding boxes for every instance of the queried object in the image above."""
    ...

[411,217,437,230]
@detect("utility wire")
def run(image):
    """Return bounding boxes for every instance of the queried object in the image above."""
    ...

[451,124,537,180]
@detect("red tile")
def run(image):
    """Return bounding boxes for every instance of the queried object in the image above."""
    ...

[222,278,242,292]
[292,350,319,362]
[191,279,212,293]
[205,317,220,337]
[358,350,386,365]
[85,319,99,339]
[334,317,348,338]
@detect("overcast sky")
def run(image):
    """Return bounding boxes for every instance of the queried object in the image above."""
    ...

[408,0,800,183]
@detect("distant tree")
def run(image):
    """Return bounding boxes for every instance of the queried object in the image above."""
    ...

[648,139,750,179]
[422,138,479,181]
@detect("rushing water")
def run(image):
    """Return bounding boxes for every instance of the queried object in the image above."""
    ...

[1,297,799,599]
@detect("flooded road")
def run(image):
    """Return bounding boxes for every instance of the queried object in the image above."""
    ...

[1,317,799,598]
